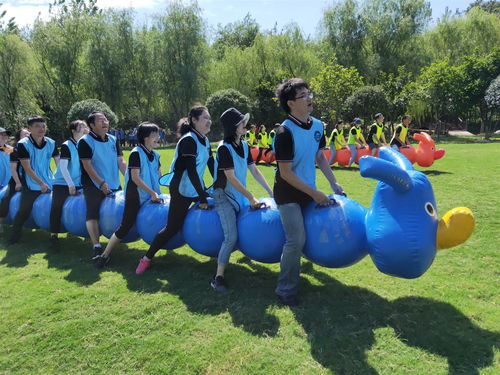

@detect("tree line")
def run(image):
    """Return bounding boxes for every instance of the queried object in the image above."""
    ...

[0,0,499,142]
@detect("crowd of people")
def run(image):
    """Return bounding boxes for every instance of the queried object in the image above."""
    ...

[0,77,414,306]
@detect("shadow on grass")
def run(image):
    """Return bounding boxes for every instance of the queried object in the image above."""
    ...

[421,170,453,176]
[298,264,499,375]
[1,231,498,374]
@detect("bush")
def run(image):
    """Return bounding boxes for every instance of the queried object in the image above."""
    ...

[343,86,390,122]
[206,89,253,139]
[67,99,118,127]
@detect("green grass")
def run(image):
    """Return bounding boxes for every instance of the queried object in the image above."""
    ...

[1,143,499,375]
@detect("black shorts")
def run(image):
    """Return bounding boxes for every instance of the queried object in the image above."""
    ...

[83,184,106,221]
[368,142,379,149]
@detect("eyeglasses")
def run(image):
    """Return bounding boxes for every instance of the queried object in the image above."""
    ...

[294,92,313,100]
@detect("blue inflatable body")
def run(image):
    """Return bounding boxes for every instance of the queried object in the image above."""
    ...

[360,147,438,278]
[61,193,89,238]
[303,195,368,268]
[32,192,67,232]
[182,198,224,258]
[136,194,185,250]
[237,197,284,263]
[9,192,38,229]
[0,186,12,224]
[99,191,140,243]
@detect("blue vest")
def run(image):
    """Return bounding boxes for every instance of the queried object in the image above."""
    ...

[281,116,323,190]
[168,132,210,198]
[213,140,249,211]
[18,136,56,191]
[124,146,161,204]
[53,139,81,187]
[79,133,120,190]
[0,147,11,187]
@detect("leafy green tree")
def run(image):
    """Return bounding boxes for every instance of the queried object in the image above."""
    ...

[485,75,500,110]
[0,34,41,128]
[310,62,364,121]
[343,86,390,122]
[321,0,365,71]
[206,89,252,139]
[212,13,260,59]
[29,0,98,137]
[207,24,321,99]
[67,98,117,126]
[0,3,18,34]
[152,1,207,126]
[420,7,500,64]
[467,0,500,15]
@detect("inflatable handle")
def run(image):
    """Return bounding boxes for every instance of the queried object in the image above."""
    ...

[315,197,337,209]
[249,202,268,211]
[106,192,116,199]
[196,203,214,210]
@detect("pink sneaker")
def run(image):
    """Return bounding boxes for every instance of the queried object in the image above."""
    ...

[136,258,151,274]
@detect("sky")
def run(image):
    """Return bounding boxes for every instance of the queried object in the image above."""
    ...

[3,0,476,37]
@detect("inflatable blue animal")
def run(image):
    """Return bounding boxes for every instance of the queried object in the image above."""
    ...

[359,147,474,278]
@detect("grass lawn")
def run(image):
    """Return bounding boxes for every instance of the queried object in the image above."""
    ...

[0,142,499,375]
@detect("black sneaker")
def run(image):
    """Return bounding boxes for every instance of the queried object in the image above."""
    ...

[277,294,299,307]
[210,275,228,292]
[95,256,110,269]
[91,247,103,260]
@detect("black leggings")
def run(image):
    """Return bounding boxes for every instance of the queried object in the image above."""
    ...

[114,194,141,240]
[50,185,71,233]
[145,191,194,259]
[0,179,16,218]
[11,189,42,236]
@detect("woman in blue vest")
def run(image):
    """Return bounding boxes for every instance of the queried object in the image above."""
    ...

[210,108,273,291]
[0,128,29,233]
[8,116,59,244]
[136,105,214,274]
[95,123,162,269]
[48,120,87,247]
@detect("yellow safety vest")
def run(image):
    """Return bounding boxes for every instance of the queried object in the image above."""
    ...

[373,123,384,144]
[247,131,256,145]
[397,124,408,143]
[258,132,268,148]
[333,129,345,150]
[348,126,361,145]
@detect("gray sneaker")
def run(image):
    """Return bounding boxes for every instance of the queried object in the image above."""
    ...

[210,275,228,292]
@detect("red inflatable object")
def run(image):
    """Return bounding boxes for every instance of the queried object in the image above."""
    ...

[413,132,446,167]
[355,147,371,164]
[335,148,351,166]
[322,147,351,166]
[250,146,275,164]
[250,146,259,163]
[399,145,417,164]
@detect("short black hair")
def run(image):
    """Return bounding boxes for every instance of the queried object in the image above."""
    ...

[87,111,105,128]
[374,113,383,120]
[275,78,309,114]
[27,116,45,127]
[69,120,86,134]
[137,122,160,145]
[402,115,411,122]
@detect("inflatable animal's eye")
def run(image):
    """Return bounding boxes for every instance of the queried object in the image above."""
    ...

[425,202,436,217]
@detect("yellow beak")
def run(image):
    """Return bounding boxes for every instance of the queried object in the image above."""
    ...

[436,207,475,250]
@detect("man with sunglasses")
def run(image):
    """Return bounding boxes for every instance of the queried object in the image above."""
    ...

[274,78,345,306]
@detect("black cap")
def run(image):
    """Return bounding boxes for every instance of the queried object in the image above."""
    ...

[220,108,250,132]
